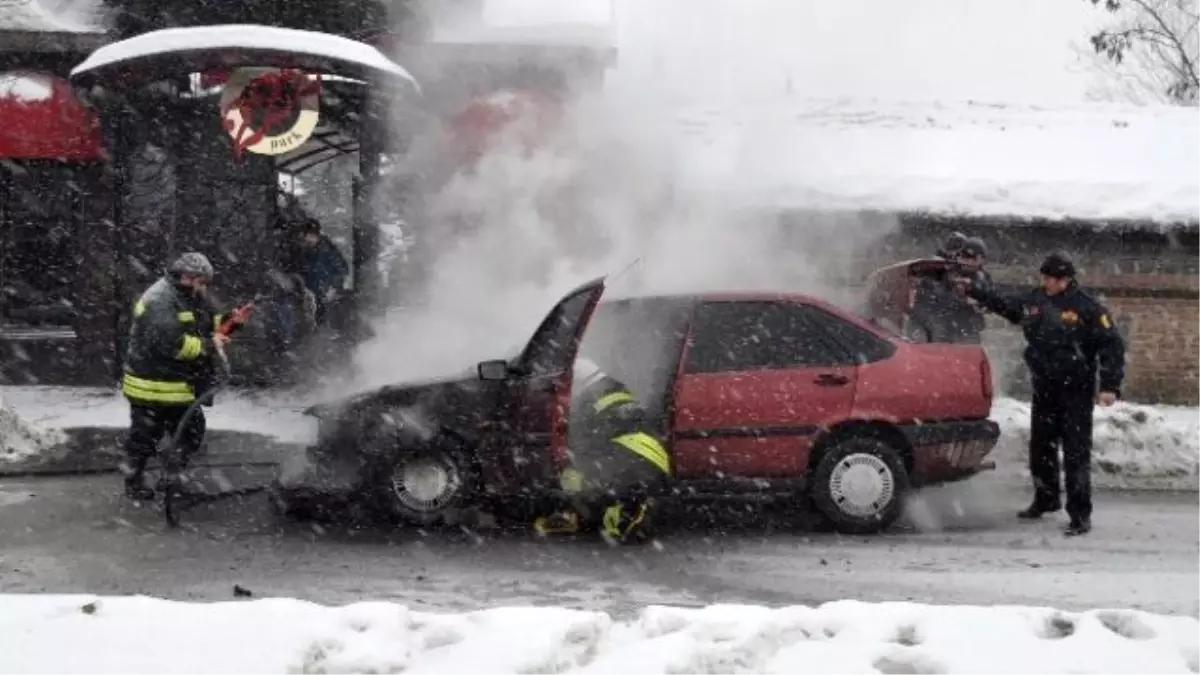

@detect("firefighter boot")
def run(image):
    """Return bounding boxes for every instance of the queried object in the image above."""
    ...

[533,511,581,536]
[119,458,155,501]
[601,500,653,546]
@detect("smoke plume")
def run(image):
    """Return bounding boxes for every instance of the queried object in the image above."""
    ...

[343,4,902,393]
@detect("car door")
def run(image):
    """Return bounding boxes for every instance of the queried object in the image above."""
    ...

[486,277,606,491]
[671,300,858,479]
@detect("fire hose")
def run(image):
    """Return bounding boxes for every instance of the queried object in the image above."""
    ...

[162,301,257,528]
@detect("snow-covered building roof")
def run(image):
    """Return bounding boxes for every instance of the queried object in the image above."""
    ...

[0,0,106,33]
[671,99,1199,225]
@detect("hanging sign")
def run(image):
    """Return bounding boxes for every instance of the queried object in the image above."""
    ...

[219,68,321,159]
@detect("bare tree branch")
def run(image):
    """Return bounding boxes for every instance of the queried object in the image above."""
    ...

[1084,0,1199,105]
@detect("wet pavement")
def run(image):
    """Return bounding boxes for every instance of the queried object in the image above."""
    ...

[1,471,1196,618]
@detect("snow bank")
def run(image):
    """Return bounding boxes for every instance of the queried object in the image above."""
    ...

[0,395,66,465]
[1,595,1196,674]
[991,398,1200,490]
[0,386,316,445]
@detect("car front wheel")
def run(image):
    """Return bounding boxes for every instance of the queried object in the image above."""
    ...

[373,442,474,527]
[809,437,909,534]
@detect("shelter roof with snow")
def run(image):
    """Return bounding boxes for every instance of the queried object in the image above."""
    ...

[674,99,1199,226]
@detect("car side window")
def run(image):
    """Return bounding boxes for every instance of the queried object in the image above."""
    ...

[804,306,896,364]
[685,301,849,373]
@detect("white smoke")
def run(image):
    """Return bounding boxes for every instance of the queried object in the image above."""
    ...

[341,3,902,393]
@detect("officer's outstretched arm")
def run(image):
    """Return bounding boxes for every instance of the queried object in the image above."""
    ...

[964,279,1025,325]
[1086,304,1126,396]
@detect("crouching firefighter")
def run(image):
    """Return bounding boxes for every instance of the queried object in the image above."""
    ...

[119,253,231,500]
[534,358,672,545]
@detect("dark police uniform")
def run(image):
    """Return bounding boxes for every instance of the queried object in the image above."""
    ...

[121,275,220,498]
[967,258,1124,533]
[535,366,672,545]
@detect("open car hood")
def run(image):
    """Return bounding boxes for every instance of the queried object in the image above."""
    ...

[304,276,607,417]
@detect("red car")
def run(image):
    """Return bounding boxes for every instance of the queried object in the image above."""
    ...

[275,277,1000,534]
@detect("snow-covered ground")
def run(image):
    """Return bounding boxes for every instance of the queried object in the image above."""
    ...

[1,594,1196,674]
[991,398,1200,490]
[0,395,66,464]
[0,386,316,450]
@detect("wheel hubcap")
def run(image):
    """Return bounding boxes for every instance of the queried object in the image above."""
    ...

[829,453,895,518]
[391,457,460,512]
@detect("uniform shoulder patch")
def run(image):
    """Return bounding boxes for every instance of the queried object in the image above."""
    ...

[1100,313,1112,328]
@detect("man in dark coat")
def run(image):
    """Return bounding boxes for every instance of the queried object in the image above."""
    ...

[120,253,229,500]
[534,358,672,545]
[291,219,348,326]
[964,250,1125,536]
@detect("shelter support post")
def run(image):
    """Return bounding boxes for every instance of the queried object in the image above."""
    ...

[351,91,385,330]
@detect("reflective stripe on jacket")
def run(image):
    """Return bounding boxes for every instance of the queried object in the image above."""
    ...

[122,277,213,405]
[573,374,672,476]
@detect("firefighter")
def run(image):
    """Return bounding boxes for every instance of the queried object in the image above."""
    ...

[912,235,991,343]
[119,253,229,500]
[533,358,672,545]
[963,250,1125,536]
[935,231,967,259]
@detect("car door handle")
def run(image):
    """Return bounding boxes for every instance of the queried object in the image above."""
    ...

[814,373,849,386]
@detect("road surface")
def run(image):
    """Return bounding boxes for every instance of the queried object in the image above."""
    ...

[1,472,1196,617]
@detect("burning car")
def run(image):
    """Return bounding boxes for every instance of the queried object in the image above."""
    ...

[274,277,1000,534]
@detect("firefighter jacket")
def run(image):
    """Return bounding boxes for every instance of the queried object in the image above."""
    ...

[968,279,1126,394]
[121,277,219,405]
[568,374,671,479]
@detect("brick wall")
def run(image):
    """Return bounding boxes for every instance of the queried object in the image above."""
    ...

[808,212,1200,405]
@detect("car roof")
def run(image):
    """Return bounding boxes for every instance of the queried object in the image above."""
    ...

[600,290,828,306]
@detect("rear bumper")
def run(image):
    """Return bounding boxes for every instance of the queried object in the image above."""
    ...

[898,419,1002,485]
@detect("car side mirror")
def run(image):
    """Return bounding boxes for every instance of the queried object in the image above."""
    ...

[477,359,510,381]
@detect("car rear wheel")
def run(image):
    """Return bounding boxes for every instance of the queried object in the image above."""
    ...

[810,437,909,534]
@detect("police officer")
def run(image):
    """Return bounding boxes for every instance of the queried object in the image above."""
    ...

[964,250,1125,536]
[119,253,229,500]
[534,358,672,545]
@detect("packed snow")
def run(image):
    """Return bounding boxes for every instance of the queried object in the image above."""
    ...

[0,594,1196,674]
[991,398,1200,491]
[0,395,65,464]
[668,98,1200,223]
[0,72,53,102]
[0,386,316,450]
[69,24,419,89]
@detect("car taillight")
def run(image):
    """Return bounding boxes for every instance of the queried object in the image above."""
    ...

[981,356,993,400]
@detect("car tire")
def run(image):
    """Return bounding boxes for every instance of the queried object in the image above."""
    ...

[809,436,909,534]
[370,437,476,528]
